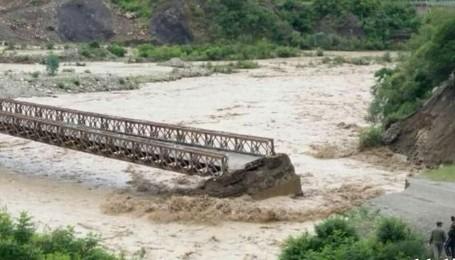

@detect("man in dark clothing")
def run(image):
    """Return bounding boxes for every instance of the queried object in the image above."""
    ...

[430,222,447,260]
[447,217,455,260]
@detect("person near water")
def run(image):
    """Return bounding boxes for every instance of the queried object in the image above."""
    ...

[430,221,447,260]
[447,218,455,260]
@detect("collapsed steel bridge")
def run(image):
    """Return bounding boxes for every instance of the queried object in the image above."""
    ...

[0,99,275,177]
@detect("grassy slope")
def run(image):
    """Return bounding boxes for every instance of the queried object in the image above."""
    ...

[423,166,455,182]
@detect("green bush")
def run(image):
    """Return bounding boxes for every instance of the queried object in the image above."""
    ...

[46,42,55,50]
[280,214,428,260]
[111,0,154,19]
[136,42,300,61]
[314,217,358,243]
[280,218,358,260]
[207,0,293,43]
[0,211,118,260]
[107,44,127,57]
[376,218,412,244]
[46,53,60,76]
[359,126,383,149]
[275,46,299,58]
[137,44,183,61]
[79,43,111,60]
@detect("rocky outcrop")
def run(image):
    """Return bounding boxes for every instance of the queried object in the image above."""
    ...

[57,0,114,42]
[194,154,303,199]
[150,0,193,44]
[0,0,146,43]
[385,74,455,166]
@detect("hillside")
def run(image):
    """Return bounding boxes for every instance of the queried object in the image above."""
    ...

[385,75,455,166]
[370,9,455,166]
[0,0,420,49]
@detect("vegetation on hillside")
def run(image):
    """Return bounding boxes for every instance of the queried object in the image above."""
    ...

[112,0,420,50]
[369,9,455,125]
[110,0,156,19]
[0,211,118,259]
[280,210,428,260]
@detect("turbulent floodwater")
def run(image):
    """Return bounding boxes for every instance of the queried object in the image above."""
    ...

[0,54,411,259]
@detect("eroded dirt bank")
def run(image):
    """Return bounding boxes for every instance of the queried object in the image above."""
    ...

[384,75,455,166]
[0,54,413,259]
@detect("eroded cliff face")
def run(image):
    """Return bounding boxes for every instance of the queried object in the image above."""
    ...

[384,74,455,166]
[57,0,114,42]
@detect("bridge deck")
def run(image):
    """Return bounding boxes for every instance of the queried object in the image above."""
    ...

[0,99,270,177]
[0,99,275,156]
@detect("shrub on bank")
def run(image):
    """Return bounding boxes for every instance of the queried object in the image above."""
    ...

[45,53,59,76]
[107,44,127,57]
[280,215,428,260]
[0,211,118,260]
[359,126,384,150]
[79,42,112,60]
[136,41,300,61]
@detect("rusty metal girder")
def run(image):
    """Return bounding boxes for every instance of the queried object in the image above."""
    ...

[0,111,228,177]
[0,99,275,156]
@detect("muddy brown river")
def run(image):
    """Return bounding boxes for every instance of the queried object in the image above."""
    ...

[0,53,411,259]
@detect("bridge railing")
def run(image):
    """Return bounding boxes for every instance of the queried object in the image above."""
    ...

[0,99,275,156]
[0,111,228,177]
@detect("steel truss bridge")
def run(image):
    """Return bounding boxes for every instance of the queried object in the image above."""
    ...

[0,99,275,177]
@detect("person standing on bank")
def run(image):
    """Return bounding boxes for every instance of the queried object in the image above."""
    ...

[430,221,447,260]
[447,218,455,260]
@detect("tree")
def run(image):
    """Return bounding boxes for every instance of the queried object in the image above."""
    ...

[46,53,60,76]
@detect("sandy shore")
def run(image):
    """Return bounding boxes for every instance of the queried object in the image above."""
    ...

[0,53,412,259]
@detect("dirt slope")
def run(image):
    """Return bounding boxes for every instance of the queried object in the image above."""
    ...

[384,74,455,166]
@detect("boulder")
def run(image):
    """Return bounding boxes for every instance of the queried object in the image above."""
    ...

[150,0,193,44]
[57,0,114,42]
[194,154,303,199]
